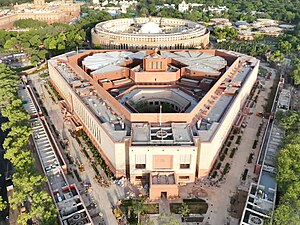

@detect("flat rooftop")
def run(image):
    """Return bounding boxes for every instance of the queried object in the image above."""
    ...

[131,123,194,146]
[18,85,38,116]
[82,51,146,72]
[160,51,227,75]
[241,89,291,225]
[18,82,93,225]
[264,125,284,167]
[81,94,128,142]
[277,88,291,111]
[152,173,176,185]
[49,49,259,144]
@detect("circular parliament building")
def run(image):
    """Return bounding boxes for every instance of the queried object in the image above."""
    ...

[91,17,210,49]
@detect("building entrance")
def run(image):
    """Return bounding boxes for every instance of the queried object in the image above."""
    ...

[161,192,167,199]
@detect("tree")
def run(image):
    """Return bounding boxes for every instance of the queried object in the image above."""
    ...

[14,19,48,29]
[276,111,300,133]
[178,202,190,216]
[29,35,42,47]
[139,7,149,17]
[1,99,30,131]
[274,111,300,223]
[278,41,292,54]
[269,50,284,63]
[132,199,148,224]
[292,68,300,85]
[0,195,7,211]
[273,204,300,225]
[277,143,300,190]
[0,64,58,224]
[273,182,300,225]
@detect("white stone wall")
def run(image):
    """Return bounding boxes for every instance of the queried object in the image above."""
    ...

[48,60,127,175]
[197,61,259,176]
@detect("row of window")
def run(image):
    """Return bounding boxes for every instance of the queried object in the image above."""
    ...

[74,97,102,145]
[135,175,190,181]
[135,164,190,169]
[150,61,163,70]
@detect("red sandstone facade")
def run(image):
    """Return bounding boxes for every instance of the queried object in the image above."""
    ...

[0,0,81,29]
[48,49,259,199]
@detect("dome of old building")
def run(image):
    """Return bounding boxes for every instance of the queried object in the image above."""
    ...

[140,22,162,34]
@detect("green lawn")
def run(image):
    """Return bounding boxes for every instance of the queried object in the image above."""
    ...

[170,199,208,214]
[120,199,159,214]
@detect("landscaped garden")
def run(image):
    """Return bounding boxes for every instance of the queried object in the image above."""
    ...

[119,199,159,224]
[170,199,208,215]
[120,199,159,214]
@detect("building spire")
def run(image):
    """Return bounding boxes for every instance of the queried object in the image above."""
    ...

[159,104,162,127]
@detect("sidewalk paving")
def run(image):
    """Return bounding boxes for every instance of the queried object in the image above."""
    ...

[200,64,278,225]
[29,74,123,225]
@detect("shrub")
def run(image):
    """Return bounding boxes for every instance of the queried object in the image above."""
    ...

[252,140,258,149]
[236,136,242,144]
[82,147,91,159]
[224,148,228,155]
[230,135,234,140]
[223,163,230,174]
[248,153,254,163]
[51,124,59,136]
[242,169,248,181]
[211,171,217,178]
[75,137,81,145]
[92,163,100,175]
[220,154,225,161]
[227,141,232,147]
[41,106,48,116]
[75,130,114,179]
[74,169,82,182]
[59,140,65,149]
[256,124,263,137]
[47,81,63,101]
[66,153,73,164]
[229,148,236,158]
[216,162,222,169]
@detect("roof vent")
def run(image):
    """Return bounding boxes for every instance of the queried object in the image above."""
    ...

[248,215,264,225]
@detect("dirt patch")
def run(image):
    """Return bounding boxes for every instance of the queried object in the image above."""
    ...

[229,190,248,218]
[191,187,208,198]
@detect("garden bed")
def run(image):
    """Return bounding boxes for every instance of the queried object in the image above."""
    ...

[120,199,159,214]
[170,199,208,214]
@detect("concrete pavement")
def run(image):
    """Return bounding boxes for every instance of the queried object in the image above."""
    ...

[29,75,124,225]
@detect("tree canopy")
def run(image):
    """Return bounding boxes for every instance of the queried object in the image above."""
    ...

[274,111,300,224]
[14,19,48,29]
[0,64,58,225]
[134,0,299,23]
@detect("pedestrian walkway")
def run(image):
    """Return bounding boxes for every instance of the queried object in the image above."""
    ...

[199,65,278,225]
[159,198,171,215]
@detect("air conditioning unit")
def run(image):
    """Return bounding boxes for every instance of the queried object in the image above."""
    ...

[248,215,264,225]
[72,213,81,221]
[75,221,85,225]
[68,213,81,225]
[75,218,89,225]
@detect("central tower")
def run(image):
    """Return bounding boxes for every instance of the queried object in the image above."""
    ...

[34,0,45,5]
